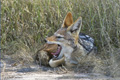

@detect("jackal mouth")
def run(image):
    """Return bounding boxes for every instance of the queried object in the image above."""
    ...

[51,45,62,58]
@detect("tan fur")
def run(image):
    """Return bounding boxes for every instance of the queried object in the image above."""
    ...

[62,12,73,27]
[75,36,79,44]
[35,44,58,66]
[46,36,57,42]
[67,17,82,31]
[43,44,58,53]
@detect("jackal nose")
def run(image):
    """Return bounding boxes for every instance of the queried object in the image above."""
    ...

[44,39,47,43]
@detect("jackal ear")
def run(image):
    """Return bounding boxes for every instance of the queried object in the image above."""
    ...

[62,12,73,28]
[68,17,82,34]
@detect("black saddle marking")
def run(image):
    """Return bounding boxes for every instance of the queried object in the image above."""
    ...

[79,33,97,54]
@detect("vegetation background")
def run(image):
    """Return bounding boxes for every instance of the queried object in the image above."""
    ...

[1,0,120,77]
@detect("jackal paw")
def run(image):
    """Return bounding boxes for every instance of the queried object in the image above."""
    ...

[54,65,68,74]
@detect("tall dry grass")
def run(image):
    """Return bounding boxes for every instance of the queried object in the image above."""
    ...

[1,0,120,77]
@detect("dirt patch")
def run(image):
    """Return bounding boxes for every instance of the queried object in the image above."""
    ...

[1,59,119,80]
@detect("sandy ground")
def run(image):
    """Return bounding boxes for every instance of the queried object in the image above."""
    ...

[1,58,120,80]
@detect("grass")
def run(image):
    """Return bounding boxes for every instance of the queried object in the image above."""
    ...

[1,0,120,77]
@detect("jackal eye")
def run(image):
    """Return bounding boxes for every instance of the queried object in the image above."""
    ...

[56,36,64,38]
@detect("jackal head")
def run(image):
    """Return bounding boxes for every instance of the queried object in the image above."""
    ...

[46,12,82,67]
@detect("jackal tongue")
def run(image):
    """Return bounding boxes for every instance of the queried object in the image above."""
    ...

[51,46,61,56]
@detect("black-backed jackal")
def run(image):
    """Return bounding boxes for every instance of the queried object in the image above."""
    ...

[36,12,97,68]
